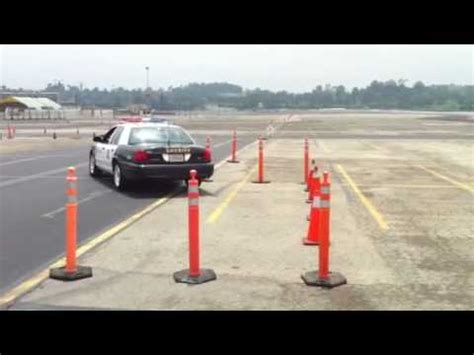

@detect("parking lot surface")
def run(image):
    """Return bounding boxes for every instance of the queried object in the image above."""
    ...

[0,116,266,296]
[3,111,473,309]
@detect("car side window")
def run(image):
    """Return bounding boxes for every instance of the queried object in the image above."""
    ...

[103,127,117,144]
[110,127,124,145]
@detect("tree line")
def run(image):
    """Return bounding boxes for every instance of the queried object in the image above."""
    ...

[2,80,472,111]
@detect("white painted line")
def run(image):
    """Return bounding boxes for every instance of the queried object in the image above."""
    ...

[0,162,88,189]
[318,141,330,153]
[41,190,112,218]
[0,175,93,179]
[360,141,380,150]
[212,139,232,149]
[0,154,75,167]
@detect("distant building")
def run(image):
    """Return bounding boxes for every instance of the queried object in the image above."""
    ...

[0,96,62,112]
[0,96,63,120]
[0,91,59,102]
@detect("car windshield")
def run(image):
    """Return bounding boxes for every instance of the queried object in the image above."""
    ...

[128,126,194,146]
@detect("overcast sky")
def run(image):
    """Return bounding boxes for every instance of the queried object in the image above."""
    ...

[0,45,472,92]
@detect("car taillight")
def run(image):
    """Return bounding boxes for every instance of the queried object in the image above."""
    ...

[203,148,211,162]
[133,150,150,163]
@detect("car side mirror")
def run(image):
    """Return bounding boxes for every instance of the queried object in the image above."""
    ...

[93,136,103,142]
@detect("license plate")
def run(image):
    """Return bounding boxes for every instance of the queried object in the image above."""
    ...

[168,154,184,162]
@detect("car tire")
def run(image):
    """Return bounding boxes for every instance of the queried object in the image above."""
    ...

[89,153,101,177]
[113,163,127,191]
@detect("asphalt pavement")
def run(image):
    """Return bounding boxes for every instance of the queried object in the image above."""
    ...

[0,133,256,295]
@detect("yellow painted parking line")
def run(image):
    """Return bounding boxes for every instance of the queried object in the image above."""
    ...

[0,193,176,309]
[418,165,474,194]
[0,270,50,309]
[206,165,258,224]
[336,164,389,231]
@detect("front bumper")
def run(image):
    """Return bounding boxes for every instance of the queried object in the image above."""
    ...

[120,161,214,181]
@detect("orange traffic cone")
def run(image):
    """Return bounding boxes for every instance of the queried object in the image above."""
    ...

[303,172,321,245]
[302,171,347,288]
[306,165,318,203]
[305,159,316,192]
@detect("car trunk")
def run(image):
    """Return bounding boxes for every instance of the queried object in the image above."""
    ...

[140,144,208,164]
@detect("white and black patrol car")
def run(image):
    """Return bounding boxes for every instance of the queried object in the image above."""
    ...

[89,122,213,190]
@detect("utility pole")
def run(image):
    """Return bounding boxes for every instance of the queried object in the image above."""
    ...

[145,66,150,113]
[57,78,63,104]
[78,82,83,107]
[145,66,150,89]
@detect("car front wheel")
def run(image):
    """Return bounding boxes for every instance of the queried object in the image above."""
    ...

[89,153,101,177]
[113,163,127,190]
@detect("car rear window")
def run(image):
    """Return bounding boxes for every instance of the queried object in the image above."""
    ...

[128,127,194,146]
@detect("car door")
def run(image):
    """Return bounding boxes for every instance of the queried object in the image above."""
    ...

[95,127,117,171]
[103,126,124,173]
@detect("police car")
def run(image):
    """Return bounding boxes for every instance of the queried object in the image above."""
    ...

[89,122,213,190]
[142,114,169,123]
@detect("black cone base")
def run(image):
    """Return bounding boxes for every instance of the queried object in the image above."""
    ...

[173,268,217,284]
[50,266,93,281]
[227,160,240,163]
[252,180,271,184]
[306,199,313,204]
[301,271,347,288]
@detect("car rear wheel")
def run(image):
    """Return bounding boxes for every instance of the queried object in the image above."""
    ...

[113,163,127,191]
[89,153,101,177]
